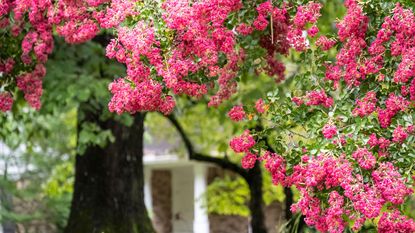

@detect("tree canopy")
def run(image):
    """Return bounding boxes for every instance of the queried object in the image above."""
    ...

[2,0,415,232]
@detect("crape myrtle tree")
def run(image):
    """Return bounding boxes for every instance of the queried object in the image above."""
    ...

[2,0,415,233]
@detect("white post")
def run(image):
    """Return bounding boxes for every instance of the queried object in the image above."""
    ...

[144,168,153,218]
[193,164,209,233]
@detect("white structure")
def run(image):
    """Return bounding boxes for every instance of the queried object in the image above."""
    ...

[144,154,210,233]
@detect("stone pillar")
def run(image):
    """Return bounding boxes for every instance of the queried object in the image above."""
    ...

[144,168,152,218]
[193,164,209,233]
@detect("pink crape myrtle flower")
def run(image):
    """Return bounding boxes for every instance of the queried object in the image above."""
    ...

[322,124,337,139]
[229,130,255,153]
[227,105,246,122]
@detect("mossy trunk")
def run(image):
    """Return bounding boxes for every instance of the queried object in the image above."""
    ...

[65,109,154,233]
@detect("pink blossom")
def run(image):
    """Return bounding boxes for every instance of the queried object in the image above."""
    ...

[0,92,13,112]
[353,91,377,117]
[227,105,246,122]
[256,1,273,16]
[241,152,257,169]
[367,133,378,147]
[255,98,266,113]
[229,130,256,153]
[316,36,336,50]
[373,162,413,205]
[236,23,253,35]
[305,90,333,108]
[352,148,376,170]
[262,151,286,185]
[16,64,45,110]
[322,124,337,139]
[293,2,322,29]
[378,137,391,149]
[307,25,319,37]
[108,78,175,115]
[378,211,415,233]
[392,125,408,143]
[292,96,304,106]
[0,58,15,74]
[253,15,268,31]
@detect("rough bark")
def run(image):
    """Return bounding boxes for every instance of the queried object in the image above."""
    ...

[65,106,154,233]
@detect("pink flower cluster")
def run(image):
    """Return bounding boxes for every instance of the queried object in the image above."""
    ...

[16,64,45,110]
[107,0,248,114]
[108,79,174,115]
[255,98,266,114]
[254,3,291,82]
[0,58,15,74]
[305,90,333,108]
[289,155,353,232]
[322,124,337,139]
[352,91,377,117]
[229,130,255,153]
[288,2,322,51]
[367,133,390,157]
[352,147,376,170]
[227,105,246,122]
[236,23,253,36]
[241,152,257,169]
[392,125,408,143]
[378,93,409,128]
[253,1,272,31]
[284,153,413,232]
[1,0,119,110]
[324,1,368,87]
[293,2,322,28]
[316,36,336,51]
[106,21,177,115]
[261,151,286,185]
[373,162,413,205]
[0,92,13,112]
[291,90,333,108]
[378,210,415,233]
[93,0,137,29]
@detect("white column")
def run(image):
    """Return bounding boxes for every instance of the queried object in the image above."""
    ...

[193,164,209,233]
[144,168,153,218]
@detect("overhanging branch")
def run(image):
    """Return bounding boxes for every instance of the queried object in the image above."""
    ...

[164,113,248,179]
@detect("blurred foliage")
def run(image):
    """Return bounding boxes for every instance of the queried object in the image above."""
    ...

[204,172,285,217]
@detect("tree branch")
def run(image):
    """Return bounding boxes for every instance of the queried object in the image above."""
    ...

[164,113,249,179]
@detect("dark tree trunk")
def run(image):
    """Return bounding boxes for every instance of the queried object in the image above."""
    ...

[247,164,267,233]
[284,187,293,221]
[65,107,154,233]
